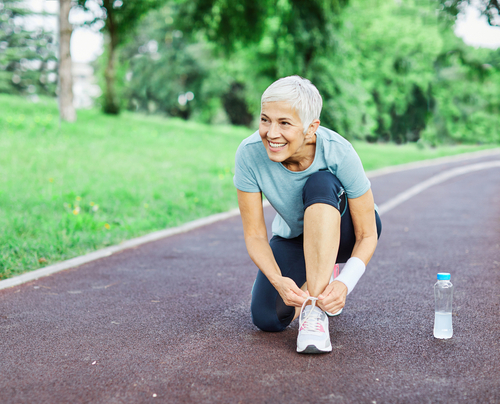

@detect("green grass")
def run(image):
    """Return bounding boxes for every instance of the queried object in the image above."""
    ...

[0,94,496,279]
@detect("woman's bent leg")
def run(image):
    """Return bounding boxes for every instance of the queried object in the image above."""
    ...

[303,204,341,296]
[251,235,307,332]
[302,171,343,297]
[303,171,382,265]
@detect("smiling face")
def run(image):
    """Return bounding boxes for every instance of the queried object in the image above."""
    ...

[259,101,320,171]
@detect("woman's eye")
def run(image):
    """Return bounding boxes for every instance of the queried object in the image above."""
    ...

[281,121,290,126]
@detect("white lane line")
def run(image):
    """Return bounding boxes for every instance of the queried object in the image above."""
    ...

[378,160,500,216]
[367,148,500,179]
[0,207,238,290]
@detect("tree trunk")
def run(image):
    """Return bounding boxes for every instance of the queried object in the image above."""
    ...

[58,0,76,122]
[103,40,119,114]
[103,0,120,114]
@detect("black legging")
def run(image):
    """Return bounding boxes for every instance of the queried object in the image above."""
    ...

[250,171,382,332]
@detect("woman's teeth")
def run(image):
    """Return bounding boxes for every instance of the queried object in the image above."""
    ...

[269,141,286,148]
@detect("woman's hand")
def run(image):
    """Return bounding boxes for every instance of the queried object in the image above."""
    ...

[274,276,309,308]
[317,280,347,314]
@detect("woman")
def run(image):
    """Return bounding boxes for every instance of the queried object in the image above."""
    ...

[234,76,382,354]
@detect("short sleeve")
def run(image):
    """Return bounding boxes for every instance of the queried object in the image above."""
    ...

[335,145,371,199]
[233,143,261,193]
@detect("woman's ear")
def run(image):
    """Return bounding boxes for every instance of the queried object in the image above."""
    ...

[306,119,321,138]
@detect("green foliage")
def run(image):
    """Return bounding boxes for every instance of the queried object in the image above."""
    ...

[198,0,443,139]
[178,0,273,51]
[108,0,349,124]
[74,0,170,114]
[75,0,168,48]
[174,0,350,126]
[111,0,500,143]
[320,0,500,144]
[340,0,443,142]
[118,4,213,120]
[425,42,500,144]
[178,0,347,57]
[437,0,500,27]
[0,0,57,96]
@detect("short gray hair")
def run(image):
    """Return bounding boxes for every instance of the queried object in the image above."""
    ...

[261,76,322,133]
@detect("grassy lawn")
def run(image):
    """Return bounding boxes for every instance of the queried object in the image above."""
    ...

[0,94,496,279]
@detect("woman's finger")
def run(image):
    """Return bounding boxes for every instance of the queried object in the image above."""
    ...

[287,289,308,306]
[318,281,347,311]
[318,282,334,300]
[278,277,307,307]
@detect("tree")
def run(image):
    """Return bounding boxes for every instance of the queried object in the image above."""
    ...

[75,0,168,114]
[59,0,76,122]
[179,0,347,74]
[176,0,348,125]
[342,0,500,145]
[118,3,211,120]
[0,0,57,96]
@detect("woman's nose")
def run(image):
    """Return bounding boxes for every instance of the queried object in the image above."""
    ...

[268,123,280,138]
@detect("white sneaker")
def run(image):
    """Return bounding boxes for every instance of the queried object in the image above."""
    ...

[326,264,343,317]
[297,297,332,354]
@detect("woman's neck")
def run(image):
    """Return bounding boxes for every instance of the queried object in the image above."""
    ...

[282,135,317,172]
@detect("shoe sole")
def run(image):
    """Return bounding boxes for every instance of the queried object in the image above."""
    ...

[297,344,332,354]
[326,308,343,317]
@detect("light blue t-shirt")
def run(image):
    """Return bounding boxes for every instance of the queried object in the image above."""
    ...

[233,126,372,239]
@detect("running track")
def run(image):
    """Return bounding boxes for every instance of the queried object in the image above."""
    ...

[1,150,499,403]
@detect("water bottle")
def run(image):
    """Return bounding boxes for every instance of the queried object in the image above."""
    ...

[434,273,453,339]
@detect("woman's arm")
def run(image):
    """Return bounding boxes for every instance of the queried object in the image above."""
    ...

[326,188,377,295]
[348,188,378,265]
[237,189,308,307]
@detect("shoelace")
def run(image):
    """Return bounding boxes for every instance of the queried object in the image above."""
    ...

[299,296,323,332]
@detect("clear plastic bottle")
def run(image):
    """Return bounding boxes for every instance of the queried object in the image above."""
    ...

[434,273,453,339]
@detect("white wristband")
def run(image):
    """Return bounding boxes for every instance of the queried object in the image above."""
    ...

[335,257,366,295]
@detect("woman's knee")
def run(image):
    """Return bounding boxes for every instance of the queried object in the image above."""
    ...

[251,300,287,332]
[302,171,344,213]
[250,272,289,332]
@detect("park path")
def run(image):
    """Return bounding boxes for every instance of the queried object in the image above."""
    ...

[1,151,499,403]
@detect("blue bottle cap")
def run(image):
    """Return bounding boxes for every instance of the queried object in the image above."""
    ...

[437,273,451,280]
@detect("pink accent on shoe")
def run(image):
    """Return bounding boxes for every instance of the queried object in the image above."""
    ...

[300,322,325,332]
